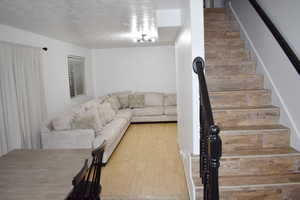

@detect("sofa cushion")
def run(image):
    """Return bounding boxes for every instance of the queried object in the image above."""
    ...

[52,112,75,131]
[133,106,164,116]
[164,94,177,106]
[81,99,98,111]
[164,106,177,115]
[71,108,103,135]
[97,95,108,104]
[115,109,133,121]
[110,91,131,109]
[129,94,145,108]
[97,102,116,125]
[97,118,128,146]
[106,96,121,111]
[143,92,164,106]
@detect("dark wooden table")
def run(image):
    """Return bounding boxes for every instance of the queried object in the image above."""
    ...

[0,149,91,200]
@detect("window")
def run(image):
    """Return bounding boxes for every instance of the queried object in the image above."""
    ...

[68,56,85,98]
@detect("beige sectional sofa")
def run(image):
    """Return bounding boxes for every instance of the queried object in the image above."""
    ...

[41,91,176,163]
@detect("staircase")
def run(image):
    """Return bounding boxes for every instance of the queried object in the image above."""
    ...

[192,8,300,199]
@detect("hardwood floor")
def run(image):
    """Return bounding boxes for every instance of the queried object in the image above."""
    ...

[101,123,189,200]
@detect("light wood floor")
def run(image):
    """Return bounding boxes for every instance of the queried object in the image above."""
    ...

[101,123,189,200]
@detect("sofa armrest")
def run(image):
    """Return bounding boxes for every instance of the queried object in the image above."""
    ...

[41,129,95,149]
[92,135,106,149]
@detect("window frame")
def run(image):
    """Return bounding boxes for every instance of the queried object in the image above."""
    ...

[68,55,86,99]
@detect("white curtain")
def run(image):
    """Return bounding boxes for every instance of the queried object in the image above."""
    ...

[0,41,47,156]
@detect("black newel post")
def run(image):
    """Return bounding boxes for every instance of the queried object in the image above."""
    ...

[209,125,222,200]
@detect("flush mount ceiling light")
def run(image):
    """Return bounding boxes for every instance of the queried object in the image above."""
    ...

[135,33,157,43]
[130,7,158,44]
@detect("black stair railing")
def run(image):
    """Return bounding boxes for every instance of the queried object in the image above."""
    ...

[249,0,300,76]
[66,142,106,200]
[193,57,222,200]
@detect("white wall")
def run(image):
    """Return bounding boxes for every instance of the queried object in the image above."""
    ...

[92,46,176,96]
[175,0,204,159]
[175,0,204,199]
[230,0,300,150]
[0,24,94,119]
[257,0,300,58]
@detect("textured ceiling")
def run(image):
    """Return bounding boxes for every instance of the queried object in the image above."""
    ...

[0,0,182,48]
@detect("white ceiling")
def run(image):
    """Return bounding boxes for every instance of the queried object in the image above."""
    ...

[0,0,182,48]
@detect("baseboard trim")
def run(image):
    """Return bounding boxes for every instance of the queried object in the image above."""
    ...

[180,151,195,200]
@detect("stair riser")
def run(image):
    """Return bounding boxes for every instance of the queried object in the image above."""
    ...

[205,45,244,52]
[205,8,226,14]
[206,51,250,60]
[220,155,300,176]
[221,130,290,152]
[206,48,248,54]
[206,34,240,40]
[207,57,252,65]
[206,31,240,38]
[207,76,264,92]
[205,22,232,26]
[206,44,245,51]
[209,90,270,108]
[192,154,300,177]
[205,26,233,31]
[196,184,300,200]
[206,41,245,49]
[206,64,255,76]
[205,15,229,21]
[213,108,279,127]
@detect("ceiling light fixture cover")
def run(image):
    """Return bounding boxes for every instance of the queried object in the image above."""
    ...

[135,34,157,43]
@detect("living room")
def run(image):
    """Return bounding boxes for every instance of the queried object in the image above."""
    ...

[0,0,207,200]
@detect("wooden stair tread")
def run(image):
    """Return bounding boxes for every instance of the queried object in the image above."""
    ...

[222,147,299,157]
[221,124,288,133]
[192,147,299,160]
[209,89,269,95]
[207,74,263,79]
[194,173,300,188]
[205,38,243,42]
[213,105,278,111]
[206,49,250,55]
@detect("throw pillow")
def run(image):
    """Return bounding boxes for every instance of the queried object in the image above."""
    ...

[52,112,75,131]
[71,108,103,135]
[97,102,116,125]
[128,94,145,108]
[106,96,121,111]
[118,95,129,108]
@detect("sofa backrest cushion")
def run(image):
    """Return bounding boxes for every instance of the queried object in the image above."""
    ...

[129,94,145,108]
[106,96,121,111]
[143,92,164,106]
[164,94,177,106]
[110,91,132,109]
[71,108,103,135]
[97,96,108,104]
[97,102,116,125]
[52,112,75,131]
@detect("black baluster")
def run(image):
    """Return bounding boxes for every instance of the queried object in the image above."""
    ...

[209,125,222,200]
